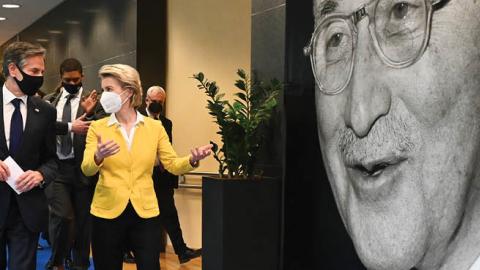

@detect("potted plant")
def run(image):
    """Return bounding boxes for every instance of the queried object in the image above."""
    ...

[193,69,282,270]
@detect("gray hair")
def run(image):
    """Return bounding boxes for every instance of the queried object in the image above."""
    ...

[2,41,46,78]
[146,85,166,104]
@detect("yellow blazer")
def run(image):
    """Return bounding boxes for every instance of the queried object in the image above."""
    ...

[81,113,194,219]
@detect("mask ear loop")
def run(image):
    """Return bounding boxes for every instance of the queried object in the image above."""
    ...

[119,87,134,107]
[14,64,25,81]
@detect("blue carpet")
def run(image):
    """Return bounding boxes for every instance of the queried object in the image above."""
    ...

[36,238,94,270]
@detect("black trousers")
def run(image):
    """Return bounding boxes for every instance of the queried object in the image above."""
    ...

[156,185,187,255]
[0,198,39,270]
[92,202,162,270]
[45,159,94,269]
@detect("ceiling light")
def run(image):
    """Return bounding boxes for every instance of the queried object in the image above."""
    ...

[65,20,80,25]
[36,38,49,42]
[2,4,21,8]
[48,30,62,34]
[0,17,6,21]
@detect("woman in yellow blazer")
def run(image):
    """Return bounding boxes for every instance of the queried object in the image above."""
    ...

[81,64,211,270]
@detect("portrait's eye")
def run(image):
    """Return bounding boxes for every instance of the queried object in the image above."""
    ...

[327,33,344,48]
[392,2,409,20]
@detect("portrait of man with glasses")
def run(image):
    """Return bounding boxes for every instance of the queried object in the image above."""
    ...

[305,0,480,269]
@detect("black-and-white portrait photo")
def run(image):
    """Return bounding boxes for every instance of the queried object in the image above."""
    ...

[305,0,480,269]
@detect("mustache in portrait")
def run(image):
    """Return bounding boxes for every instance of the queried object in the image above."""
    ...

[338,112,416,166]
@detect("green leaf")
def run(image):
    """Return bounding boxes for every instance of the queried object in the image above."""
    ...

[237,69,246,79]
[235,92,247,101]
[235,80,246,91]
[197,72,204,82]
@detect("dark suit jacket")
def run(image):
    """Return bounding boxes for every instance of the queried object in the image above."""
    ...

[0,87,58,233]
[45,88,106,186]
[138,107,178,189]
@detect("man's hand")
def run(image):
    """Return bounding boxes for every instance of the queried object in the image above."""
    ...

[16,170,43,193]
[0,161,10,181]
[71,113,92,135]
[80,89,98,116]
[94,134,120,165]
[190,144,213,166]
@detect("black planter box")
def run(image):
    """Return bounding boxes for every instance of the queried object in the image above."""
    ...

[202,177,281,270]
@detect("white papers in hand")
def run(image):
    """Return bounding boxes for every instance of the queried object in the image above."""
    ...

[3,156,24,194]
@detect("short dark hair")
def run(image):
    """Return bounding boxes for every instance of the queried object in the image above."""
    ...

[2,41,46,78]
[59,58,83,76]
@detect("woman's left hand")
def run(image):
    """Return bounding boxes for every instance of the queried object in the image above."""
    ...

[190,144,213,166]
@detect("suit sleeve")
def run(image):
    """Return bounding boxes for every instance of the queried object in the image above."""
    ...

[161,118,173,143]
[55,121,68,135]
[156,122,194,176]
[81,121,102,176]
[37,106,59,185]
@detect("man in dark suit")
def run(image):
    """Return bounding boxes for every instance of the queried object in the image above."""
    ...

[124,85,201,264]
[43,58,104,270]
[0,41,58,270]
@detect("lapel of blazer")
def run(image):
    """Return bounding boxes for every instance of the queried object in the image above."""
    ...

[51,90,62,107]
[0,88,8,158]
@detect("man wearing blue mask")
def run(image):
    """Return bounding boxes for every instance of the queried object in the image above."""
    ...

[0,41,58,270]
[44,58,105,270]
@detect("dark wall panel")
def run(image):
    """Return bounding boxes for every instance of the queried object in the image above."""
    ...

[251,0,285,179]
[282,1,366,269]
[1,0,137,95]
[136,0,166,95]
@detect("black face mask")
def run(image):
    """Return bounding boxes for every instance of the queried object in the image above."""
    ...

[62,82,82,94]
[148,102,163,114]
[14,65,44,96]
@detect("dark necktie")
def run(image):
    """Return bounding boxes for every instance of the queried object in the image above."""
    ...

[9,98,23,156]
[60,94,75,156]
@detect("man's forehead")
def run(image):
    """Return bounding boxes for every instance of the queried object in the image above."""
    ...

[62,71,82,78]
[148,91,164,100]
[22,56,45,71]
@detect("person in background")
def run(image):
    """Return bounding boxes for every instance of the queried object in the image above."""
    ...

[81,64,212,270]
[43,58,104,270]
[124,86,201,265]
[0,41,57,270]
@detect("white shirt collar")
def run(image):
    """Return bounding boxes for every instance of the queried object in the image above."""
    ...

[107,110,145,127]
[469,255,480,270]
[3,84,28,105]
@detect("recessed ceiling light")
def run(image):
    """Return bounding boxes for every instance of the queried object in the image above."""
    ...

[48,30,63,34]
[36,38,49,42]
[0,17,6,21]
[2,4,21,8]
[65,20,80,25]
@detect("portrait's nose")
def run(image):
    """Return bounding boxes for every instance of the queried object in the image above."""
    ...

[344,19,391,138]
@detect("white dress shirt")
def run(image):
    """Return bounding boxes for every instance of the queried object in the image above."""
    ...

[107,111,144,151]
[3,84,27,150]
[56,87,83,159]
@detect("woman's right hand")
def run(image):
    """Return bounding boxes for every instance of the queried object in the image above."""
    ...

[94,134,120,165]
